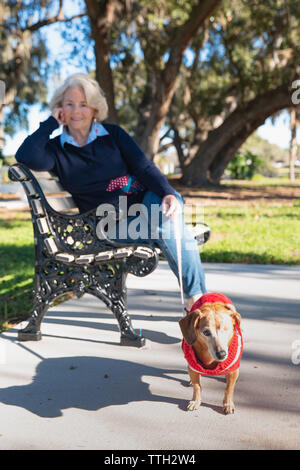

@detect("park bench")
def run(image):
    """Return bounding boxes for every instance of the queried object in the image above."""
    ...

[9,163,210,347]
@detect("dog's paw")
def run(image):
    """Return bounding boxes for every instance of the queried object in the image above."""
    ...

[187,400,201,411]
[223,401,235,414]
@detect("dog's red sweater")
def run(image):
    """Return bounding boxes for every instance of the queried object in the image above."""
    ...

[182,293,243,376]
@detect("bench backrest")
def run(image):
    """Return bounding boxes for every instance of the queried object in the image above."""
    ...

[31,170,79,214]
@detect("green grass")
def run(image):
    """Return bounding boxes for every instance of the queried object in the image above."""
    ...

[223,176,300,187]
[1,199,300,328]
[200,202,300,264]
[0,215,34,330]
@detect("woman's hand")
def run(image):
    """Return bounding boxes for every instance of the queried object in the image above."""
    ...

[162,194,182,218]
[52,107,65,125]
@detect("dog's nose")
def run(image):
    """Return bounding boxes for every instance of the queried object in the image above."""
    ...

[216,350,227,360]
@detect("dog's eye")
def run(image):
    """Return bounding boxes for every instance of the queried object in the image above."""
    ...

[203,329,211,337]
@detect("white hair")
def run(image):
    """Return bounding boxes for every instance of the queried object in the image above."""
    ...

[49,73,108,122]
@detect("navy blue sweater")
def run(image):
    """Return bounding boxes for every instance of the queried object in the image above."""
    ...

[15,116,176,213]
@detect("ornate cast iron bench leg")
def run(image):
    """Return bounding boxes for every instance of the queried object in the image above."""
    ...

[17,274,49,342]
[18,270,145,347]
[88,266,145,347]
[17,253,147,347]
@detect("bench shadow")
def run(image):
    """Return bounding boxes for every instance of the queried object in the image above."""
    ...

[0,355,190,418]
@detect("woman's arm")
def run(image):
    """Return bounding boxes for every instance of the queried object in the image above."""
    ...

[15,116,60,171]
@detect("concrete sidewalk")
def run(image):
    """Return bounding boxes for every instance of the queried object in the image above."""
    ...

[0,262,299,450]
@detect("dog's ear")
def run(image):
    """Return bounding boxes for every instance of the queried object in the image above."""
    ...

[179,309,201,345]
[225,303,241,327]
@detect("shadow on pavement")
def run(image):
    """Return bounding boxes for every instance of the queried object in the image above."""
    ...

[0,355,185,418]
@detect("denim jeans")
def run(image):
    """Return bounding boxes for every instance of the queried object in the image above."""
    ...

[113,190,207,300]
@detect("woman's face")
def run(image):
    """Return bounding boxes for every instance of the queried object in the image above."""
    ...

[61,86,95,132]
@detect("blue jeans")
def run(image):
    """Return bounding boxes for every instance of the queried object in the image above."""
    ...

[114,190,206,299]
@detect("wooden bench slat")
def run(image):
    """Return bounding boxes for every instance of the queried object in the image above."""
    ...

[31,170,58,180]
[46,195,79,213]
[38,178,66,194]
[29,170,79,213]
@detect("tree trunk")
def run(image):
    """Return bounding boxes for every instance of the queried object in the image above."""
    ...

[181,82,297,186]
[85,0,119,123]
[135,0,221,159]
[134,71,161,157]
[289,108,298,182]
[209,117,265,184]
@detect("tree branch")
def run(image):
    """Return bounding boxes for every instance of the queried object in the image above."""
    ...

[163,0,221,87]
[182,79,299,185]
[24,1,87,33]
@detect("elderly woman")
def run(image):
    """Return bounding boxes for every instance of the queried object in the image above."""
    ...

[16,73,206,311]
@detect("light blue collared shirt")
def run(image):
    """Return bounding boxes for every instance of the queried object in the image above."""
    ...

[60,122,109,147]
